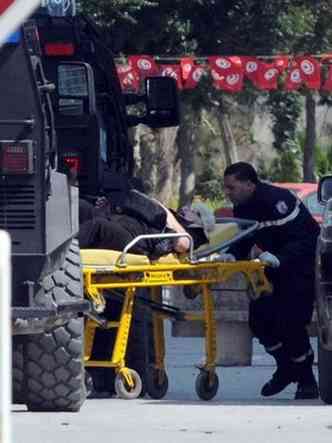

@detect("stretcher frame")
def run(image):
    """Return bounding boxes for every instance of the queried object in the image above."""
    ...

[83,220,271,400]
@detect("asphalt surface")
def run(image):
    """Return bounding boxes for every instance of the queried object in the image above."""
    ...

[12,325,331,443]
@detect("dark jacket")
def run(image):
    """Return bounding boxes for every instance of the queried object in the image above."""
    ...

[229,181,320,276]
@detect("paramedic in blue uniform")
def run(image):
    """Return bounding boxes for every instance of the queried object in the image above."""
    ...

[223,162,319,399]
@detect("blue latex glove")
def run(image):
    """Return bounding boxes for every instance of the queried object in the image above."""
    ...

[259,251,280,268]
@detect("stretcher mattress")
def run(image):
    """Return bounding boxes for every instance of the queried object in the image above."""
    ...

[80,222,239,266]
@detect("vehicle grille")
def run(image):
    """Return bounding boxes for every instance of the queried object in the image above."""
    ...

[0,184,36,230]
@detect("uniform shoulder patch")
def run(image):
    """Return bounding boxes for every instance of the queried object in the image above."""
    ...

[276,200,289,215]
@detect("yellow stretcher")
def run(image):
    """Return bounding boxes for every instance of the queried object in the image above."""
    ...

[81,227,271,401]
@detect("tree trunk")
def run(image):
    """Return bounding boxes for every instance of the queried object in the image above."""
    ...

[178,102,200,207]
[155,126,179,204]
[215,101,238,166]
[303,92,316,182]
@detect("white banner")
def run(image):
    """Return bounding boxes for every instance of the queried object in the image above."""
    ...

[0,231,11,443]
[0,0,40,46]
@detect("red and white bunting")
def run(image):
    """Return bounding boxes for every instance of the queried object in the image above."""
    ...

[208,56,243,92]
[184,65,206,89]
[159,64,183,89]
[180,57,195,81]
[242,56,260,86]
[255,62,279,90]
[128,55,159,78]
[296,56,321,89]
[211,69,243,93]
[179,57,206,89]
[116,64,140,92]
[115,54,332,93]
[208,56,242,73]
[284,62,303,91]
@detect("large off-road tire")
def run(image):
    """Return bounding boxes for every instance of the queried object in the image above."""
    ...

[12,341,24,404]
[23,239,86,412]
[318,339,332,404]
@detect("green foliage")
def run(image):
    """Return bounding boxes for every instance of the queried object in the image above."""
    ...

[195,148,225,202]
[267,91,302,151]
[267,150,302,182]
[292,130,332,179]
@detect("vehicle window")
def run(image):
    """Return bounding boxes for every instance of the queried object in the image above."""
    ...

[305,192,324,215]
[58,65,88,97]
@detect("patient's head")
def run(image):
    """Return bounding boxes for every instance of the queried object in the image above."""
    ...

[176,203,216,248]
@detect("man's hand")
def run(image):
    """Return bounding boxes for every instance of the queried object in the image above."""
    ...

[258,251,280,268]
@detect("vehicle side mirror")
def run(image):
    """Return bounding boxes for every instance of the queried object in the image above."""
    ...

[144,76,180,128]
[57,62,96,115]
[318,175,332,204]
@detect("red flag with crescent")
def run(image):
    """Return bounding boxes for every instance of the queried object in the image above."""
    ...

[296,56,321,89]
[116,64,140,92]
[128,55,159,78]
[159,64,183,89]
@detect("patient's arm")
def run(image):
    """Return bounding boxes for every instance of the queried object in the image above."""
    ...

[163,207,190,253]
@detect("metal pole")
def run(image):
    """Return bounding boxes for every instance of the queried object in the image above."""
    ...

[0,231,11,443]
[0,0,40,46]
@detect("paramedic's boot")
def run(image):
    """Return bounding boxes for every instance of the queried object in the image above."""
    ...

[261,346,295,397]
[294,352,319,400]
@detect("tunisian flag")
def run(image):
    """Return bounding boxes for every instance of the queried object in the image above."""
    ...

[242,56,260,86]
[255,62,279,90]
[116,64,140,92]
[284,62,303,91]
[180,57,205,89]
[296,56,321,89]
[184,66,206,89]
[243,57,281,90]
[211,69,243,92]
[128,55,159,78]
[180,57,195,81]
[209,56,243,92]
[159,64,183,89]
[208,56,242,75]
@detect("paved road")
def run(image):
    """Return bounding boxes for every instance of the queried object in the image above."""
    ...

[12,325,331,443]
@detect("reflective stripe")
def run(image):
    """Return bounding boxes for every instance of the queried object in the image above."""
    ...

[257,199,301,230]
[266,342,283,352]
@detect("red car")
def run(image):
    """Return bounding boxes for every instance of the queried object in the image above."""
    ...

[274,182,324,224]
[215,182,324,224]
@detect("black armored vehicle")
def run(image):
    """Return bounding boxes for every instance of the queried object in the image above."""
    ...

[0,25,89,411]
[2,0,179,406]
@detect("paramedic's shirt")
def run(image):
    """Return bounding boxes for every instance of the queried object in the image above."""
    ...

[229,181,320,272]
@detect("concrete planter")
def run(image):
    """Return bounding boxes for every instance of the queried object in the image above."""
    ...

[163,272,253,366]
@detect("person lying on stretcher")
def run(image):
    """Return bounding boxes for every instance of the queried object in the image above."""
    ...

[79,189,216,260]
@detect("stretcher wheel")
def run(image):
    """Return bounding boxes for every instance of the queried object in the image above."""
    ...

[146,367,169,399]
[195,371,219,401]
[114,369,142,399]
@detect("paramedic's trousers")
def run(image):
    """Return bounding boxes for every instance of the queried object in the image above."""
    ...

[249,266,314,359]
